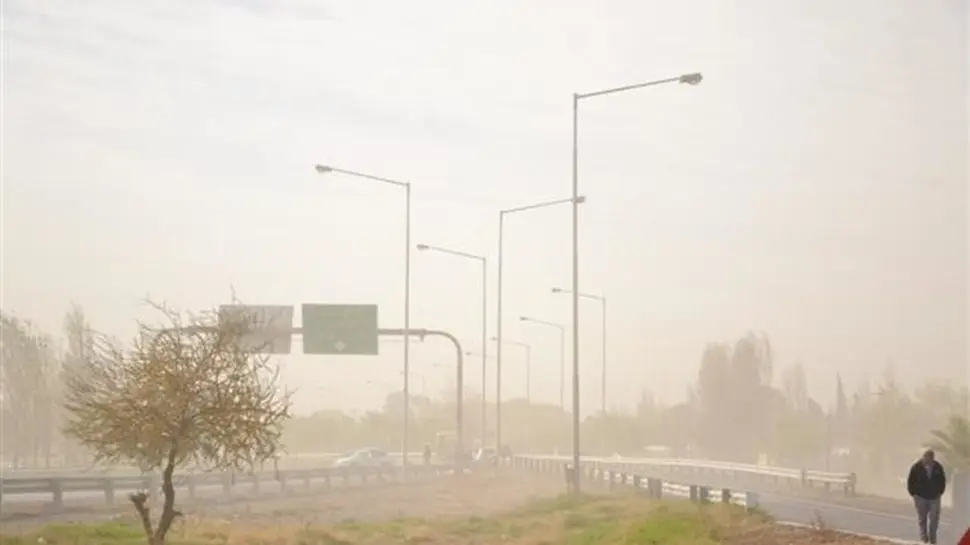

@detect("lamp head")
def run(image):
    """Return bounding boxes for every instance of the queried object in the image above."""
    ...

[490,336,498,341]
[519,316,528,322]
[314,164,333,174]
[551,288,564,294]
[679,73,703,86]
[416,244,430,251]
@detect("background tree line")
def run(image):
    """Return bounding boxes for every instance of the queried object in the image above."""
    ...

[1,304,95,468]
[3,307,966,484]
[285,330,969,488]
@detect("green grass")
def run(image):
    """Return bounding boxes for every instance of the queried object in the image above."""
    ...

[0,493,804,545]
[1,521,146,545]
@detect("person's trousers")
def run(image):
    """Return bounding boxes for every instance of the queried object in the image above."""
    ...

[914,496,942,543]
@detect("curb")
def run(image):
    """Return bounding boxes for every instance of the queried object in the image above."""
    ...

[779,522,921,544]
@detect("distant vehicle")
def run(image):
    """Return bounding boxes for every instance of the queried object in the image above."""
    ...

[473,446,498,465]
[436,430,458,460]
[332,448,392,469]
[642,445,673,458]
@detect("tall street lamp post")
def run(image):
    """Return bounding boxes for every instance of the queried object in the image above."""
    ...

[569,72,702,491]
[518,316,565,411]
[417,243,487,444]
[552,288,607,414]
[497,196,584,451]
[314,164,413,470]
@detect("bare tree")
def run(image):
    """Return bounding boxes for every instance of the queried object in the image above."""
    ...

[61,303,291,545]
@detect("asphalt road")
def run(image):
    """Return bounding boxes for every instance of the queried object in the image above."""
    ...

[536,455,960,543]
[758,492,959,544]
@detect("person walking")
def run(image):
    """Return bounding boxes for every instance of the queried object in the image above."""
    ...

[907,448,946,544]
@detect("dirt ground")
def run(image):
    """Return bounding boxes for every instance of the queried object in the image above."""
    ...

[186,470,568,526]
[1,469,568,534]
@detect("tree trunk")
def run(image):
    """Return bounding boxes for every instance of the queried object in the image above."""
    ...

[152,450,181,545]
[128,491,154,545]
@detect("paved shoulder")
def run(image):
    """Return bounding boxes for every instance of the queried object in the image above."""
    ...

[760,492,955,544]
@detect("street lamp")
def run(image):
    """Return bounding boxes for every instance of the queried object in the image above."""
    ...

[497,196,584,451]
[569,72,702,491]
[518,316,565,411]
[552,287,607,414]
[314,164,413,470]
[417,243,487,444]
[491,336,531,404]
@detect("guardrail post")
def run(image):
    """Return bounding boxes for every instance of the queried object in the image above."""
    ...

[145,475,159,506]
[647,478,661,499]
[608,470,616,491]
[222,472,233,497]
[51,479,63,509]
[846,473,856,496]
[274,463,284,492]
[103,478,115,505]
[720,488,731,504]
[745,491,759,512]
[688,485,699,503]
[632,475,642,492]
[799,469,807,488]
[698,485,710,504]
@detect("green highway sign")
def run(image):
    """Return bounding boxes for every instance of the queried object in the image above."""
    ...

[301,303,379,355]
[218,304,294,355]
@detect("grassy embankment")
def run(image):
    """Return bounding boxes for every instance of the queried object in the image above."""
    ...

[0,493,894,544]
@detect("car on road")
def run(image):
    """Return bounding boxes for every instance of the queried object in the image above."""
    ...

[473,446,498,465]
[332,448,393,469]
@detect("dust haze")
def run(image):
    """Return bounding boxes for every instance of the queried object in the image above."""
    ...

[1,0,967,527]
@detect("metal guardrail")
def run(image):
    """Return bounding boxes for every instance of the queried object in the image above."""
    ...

[510,455,761,509]
[517,454,857,496]
[0,462,452,511]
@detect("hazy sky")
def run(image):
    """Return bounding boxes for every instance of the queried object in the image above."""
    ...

[2,0,967,415]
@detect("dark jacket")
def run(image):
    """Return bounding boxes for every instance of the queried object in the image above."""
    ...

[907,460,946,500]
